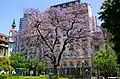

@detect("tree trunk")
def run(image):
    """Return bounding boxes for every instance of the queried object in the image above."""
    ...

[38,70,41,76]
[28,69,30,76]
[53,65,58,75]
[33,67,37,76]
[104,72,108,79]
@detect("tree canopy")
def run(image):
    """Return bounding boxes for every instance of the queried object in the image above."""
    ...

[18,3,104,68]
[99,0,120,63]
[9,53,26,69]
[9,53,45,75]
[0,57,13,71]
[94,45,118,78]
[25,57,45,70]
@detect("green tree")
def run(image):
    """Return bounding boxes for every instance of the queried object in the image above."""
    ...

[9,53,26,69]
[99,0,120,63]
[37,60,45,75]
[9,53,45,76]
[24,57,45,76]
[0,57,13,71]
[94,45,118,79]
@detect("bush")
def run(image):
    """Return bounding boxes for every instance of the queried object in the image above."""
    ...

[0,74,8,79]
[0,75,49,79]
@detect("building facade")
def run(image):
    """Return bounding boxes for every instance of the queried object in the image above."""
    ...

[8,19,18,55]
[0,33,9,57]
[19,11,31,31]
[19,9,41,59]
[46,0,105,68]
[19,0,105,70]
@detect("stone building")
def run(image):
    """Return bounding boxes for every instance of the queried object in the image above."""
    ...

[8,19,18,55]
[19,10,31,31]
[45,0,105,69]
[0,33,9,57]
[19,0,105,71]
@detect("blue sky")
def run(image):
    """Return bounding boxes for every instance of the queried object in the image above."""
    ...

[0,0,102,35]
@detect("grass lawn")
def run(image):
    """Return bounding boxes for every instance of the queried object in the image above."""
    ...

[0,75,69,79]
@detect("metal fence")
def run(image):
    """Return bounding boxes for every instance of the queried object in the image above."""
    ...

[45,67,91,78]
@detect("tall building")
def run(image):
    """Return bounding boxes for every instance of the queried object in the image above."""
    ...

[19,10,39,58]
[44,0,105,70]
[51,0,96,31]
[19,11,31,31]
[18,11,31,54]
[8,19,18,55]
[19,0,105,73]
[0,33,9,57]
[19,35,43,59]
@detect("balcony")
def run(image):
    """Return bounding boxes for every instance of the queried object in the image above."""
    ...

[0,38,8,44]
[0,44,8,48]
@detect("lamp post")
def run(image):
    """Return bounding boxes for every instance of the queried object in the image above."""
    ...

[82,60,84,78]
[74,65,76,77]
[90,53,93,78]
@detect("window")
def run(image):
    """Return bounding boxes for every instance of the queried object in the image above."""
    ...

[30,55,32,58]
[57,45,60,48]
[55,49,60,52]
[63,61,67,66]
[84,60,89,66]
[75,2,79,5]
[95,45,99,51]
[69,61,74,67]
[63,53,67,57]
[45,62,48,67]
[69,3,72,6]
[63,34,66,37]
[56,39,60,44]
[63,4,66,7]
[67,46,69,48]
[77,61,81,67]
[57,6,60,8]
[25,56,27,59]
[50,40,53,44]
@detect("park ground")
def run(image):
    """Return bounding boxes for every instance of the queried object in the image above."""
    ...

[0,74,90,79]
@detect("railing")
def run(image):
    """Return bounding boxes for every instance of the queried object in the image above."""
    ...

[0,44,8,47]
[45,67,91,78]
[0,38,8,43]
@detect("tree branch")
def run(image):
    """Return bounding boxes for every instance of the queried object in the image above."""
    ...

[35,22,54,54]
[57,38,68,66]
[52,27,59,50]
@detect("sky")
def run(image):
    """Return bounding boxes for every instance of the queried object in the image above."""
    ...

[0,0,102,35]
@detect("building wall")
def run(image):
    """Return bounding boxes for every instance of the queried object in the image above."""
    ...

[0,33,8,57]
[48,1,104,68]
[19,13,30,30]
[18,12,32,54]
[8,25,18,55]
[19,0,105,68]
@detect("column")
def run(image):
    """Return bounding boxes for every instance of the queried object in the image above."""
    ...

[0,48,2,56]
[2,48,4,56]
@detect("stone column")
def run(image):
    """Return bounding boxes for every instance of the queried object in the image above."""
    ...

[2,48,4,56]
[0,48,2,56]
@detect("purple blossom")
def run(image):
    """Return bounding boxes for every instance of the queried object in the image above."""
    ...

[18,4,104,68]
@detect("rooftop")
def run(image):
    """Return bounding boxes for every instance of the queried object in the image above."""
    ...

[50,0,81,8]
[0,33,8,38]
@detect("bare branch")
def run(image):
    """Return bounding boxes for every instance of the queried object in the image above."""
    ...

[35,22,54,53]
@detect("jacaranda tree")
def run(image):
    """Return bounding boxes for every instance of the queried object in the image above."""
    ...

[18,3,104,71]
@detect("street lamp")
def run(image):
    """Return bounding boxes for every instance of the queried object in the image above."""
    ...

[82,60,84,78]
[90,53,93,78]
[74,65,77,78]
